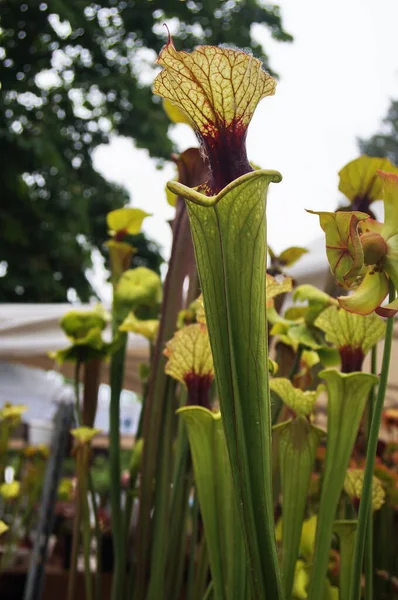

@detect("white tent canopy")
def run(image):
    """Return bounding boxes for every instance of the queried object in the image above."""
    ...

[0,303,149,394]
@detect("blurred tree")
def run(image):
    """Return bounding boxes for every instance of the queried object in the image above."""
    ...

[0,0,292,302]
[359,99,398,165]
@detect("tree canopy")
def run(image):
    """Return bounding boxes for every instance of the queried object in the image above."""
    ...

[0,0,292,302]
[359,98,398,165]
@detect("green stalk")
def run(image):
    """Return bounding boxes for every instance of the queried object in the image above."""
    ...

[307,370,378,600]
[334,521,357,600]
[88,472,102,600]
[134,198,195,599]
[109,332,128,600]
[74,359,82,424]
[170,170,284,599]
[195,536,209,600]
[288,344,303,381]
[186,491,200,600]
[349,288,395,600]
[165,420,192,600]
[82,486,93,600]
[67,483,81,600]
[67,360,83,600]
[364,345,377,600]
[146,381,175,600]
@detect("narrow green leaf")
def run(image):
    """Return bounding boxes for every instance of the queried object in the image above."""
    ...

[274,418,324,599]
[169,170,283,599]
[308,370,378,600]
[179,407,248,600]
[334,520,357,600]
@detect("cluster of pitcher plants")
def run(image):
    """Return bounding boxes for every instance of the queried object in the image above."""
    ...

[2,37,398,600]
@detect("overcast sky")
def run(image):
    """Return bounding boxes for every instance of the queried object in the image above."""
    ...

[92,0,398,301]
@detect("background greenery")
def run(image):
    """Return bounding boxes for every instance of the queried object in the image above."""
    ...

[0,0,292,302]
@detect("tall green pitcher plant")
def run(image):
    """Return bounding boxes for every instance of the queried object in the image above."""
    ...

[154,39,283,598]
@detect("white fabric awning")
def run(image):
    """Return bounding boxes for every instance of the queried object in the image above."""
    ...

[0,304,149,394]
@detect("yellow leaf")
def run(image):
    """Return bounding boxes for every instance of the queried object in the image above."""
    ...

[163,98,192,126]
[154,40,276,192]
[338,268,389,316]
[307,210,368,288]
[269,378,319,416]
[154,42,275,139]
[71,427,101,445]
[266,274,293,306]
[60,305,109,339]
[115,267,162,308]
[0,481,20,500]
[164,323,214,386]
[0,521,9,536]
[315,305,385,354]
[107,207,151,236]
[339,155,398,205]
[120,311,159,343]
[344,469,385,511]
[278,246,308,267]
[0,403,27,420]
[165,176,178,207]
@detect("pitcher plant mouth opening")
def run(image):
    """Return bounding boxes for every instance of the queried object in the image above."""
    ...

[167,168,282,208]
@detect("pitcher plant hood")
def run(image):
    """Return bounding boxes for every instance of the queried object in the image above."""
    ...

[153,37,276,194]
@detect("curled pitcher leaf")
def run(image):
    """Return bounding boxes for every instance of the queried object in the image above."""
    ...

[269,377,319,416]
[154,40,276,193]
[60,305,109,339]
[71,426,101,446]
[51,327,113,365]
[115,267,162,310]
[344,469,385,512]
[311,170,398,315]
[306,210,368,287]
[120,311,159,343]
[164,323,214,409]
[315,305,385,372]
[105,239,135,284]
[338,155,398,214]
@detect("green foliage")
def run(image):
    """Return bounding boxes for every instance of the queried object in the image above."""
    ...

[0,0,291,302]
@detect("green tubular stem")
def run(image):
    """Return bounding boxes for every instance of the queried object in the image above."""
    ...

[173,170,284,599]
[74,359,82,425]
[67,485,81,600]
[146,381,175,600]
[364,345,377,600]
[133,200,194,599]
[307,370,378,600]
[195,537,210,600]
[165,422,192,600]
[88,472,102,600]
[186,491,200,600]
[109,332,127,600]
[82,489,93,600]
[288,344,303,381]
[349,288,395,600]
